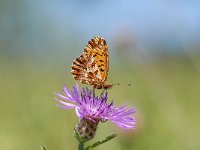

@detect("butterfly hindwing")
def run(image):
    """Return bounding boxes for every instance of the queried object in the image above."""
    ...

[71,36,112,89]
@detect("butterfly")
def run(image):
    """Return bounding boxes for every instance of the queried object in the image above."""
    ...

[71,36,113,89]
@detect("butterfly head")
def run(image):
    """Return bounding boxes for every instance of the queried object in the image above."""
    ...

[94,83,113,89]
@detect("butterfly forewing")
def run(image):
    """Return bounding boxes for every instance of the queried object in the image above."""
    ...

[71,36,112,89]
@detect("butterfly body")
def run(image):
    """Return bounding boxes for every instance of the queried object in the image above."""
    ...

[71,36,113,89]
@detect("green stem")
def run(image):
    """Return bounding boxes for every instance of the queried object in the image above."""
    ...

[40,145,47,150]
[78,142,84,150]
[85,134,117,150]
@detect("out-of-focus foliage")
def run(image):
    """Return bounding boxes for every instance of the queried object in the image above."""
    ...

[1,51,200,150]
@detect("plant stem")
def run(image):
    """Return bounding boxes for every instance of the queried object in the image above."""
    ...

[85,134,117,150]
[78,142,84,150]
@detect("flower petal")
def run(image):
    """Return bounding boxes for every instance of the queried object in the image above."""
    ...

[56,99,76,109]
[54,83,136,129]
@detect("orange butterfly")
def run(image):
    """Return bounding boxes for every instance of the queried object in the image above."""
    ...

[71,36,113,89]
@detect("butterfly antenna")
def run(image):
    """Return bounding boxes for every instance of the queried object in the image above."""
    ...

[113,83,132,87]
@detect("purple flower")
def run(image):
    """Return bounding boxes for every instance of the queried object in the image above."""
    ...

[54,84,136,129]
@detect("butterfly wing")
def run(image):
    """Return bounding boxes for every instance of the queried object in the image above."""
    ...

[71,36,109,88]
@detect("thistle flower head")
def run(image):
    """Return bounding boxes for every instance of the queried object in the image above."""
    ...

[54,84,136,129]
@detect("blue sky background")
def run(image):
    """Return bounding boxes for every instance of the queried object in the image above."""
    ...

[1,0,200,57]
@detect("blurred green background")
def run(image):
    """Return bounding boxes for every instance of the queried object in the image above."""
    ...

[0,0,200,150]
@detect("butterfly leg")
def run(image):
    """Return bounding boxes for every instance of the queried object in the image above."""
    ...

[92,86,96,98]
[102,88,108,94]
